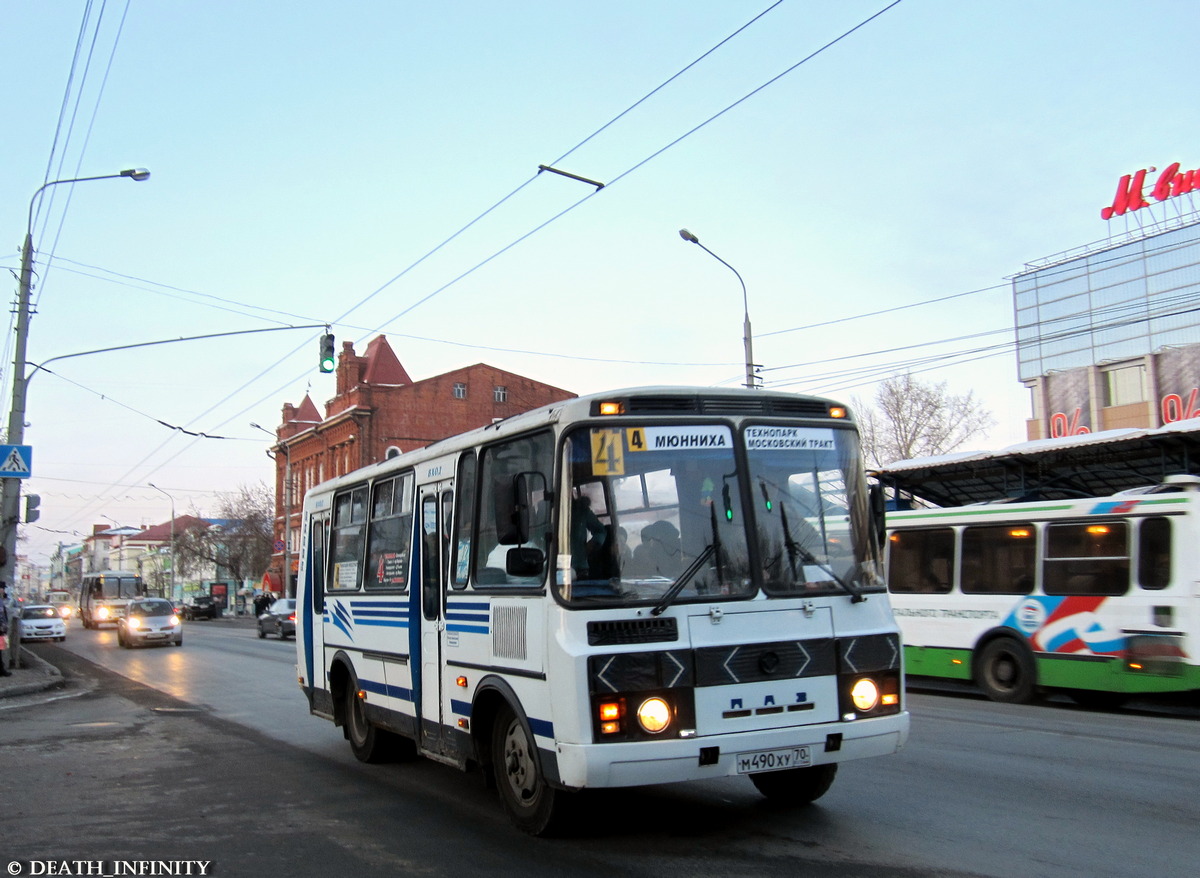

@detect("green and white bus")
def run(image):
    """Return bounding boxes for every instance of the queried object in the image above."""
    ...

[885,477,1200,705]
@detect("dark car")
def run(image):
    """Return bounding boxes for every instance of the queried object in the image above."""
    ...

[181,595,219,621]
[117,598,182,648]
[257,598,296,640]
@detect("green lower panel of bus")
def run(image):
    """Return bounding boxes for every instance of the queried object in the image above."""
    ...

[903,645,1200,695]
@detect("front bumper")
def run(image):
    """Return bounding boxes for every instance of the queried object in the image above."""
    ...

[21,627,65,640]
[553,711,909,789]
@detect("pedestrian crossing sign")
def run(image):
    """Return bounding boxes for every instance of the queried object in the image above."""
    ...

[0,445,32,478]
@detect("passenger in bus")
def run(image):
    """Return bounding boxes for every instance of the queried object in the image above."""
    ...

[570,495,607,579]
[631,520,682,578]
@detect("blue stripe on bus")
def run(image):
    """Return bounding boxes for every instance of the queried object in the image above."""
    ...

[446,601,490,610]
[528,717,554,738]
[355,619,410,628]
[450,699,472,716]
[445,612,488,622]
[358,678,414,702]
[446,624,489,634]
[353,610,410,618]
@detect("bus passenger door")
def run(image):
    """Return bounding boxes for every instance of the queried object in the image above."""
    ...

[418,481,453,754]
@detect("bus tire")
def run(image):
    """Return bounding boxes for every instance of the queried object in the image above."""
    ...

[345,682,389,763]
[975,637,1037,703]
[750,763,837,805]
[492,704,566,836]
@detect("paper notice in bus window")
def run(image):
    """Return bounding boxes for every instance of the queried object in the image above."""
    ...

[745,426,835,451]
[591,429,625,476]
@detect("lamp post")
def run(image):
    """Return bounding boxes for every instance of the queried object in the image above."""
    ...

[679,228,758,389]
[250,422,291,598]
[148,484,175,600]
[1,169,150,587]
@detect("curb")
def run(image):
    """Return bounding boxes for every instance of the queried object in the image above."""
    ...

[0,644,65,700]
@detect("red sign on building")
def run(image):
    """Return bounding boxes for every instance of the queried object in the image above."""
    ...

[1101,161,1200,220]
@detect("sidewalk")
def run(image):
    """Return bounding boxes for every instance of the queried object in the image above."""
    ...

[0,611,258,700]
[0,643,65,699]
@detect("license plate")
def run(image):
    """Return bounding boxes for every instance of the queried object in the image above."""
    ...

[735,746,812,774]
[146,633,167,639]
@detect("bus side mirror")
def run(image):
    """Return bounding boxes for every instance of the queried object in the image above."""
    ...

[506,547,545,577]
[869,483,887,548]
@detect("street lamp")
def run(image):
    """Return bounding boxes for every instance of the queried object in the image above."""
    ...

[148,484,175,600]
[1,169,150,587]
[679,228,758,389]
[250,422,291,598]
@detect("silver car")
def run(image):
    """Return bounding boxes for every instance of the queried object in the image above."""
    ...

[117,598,183,648]
[19,605,67,642]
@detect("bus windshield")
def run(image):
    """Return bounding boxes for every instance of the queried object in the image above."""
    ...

[744,424,882,597]
[558,423,752,605]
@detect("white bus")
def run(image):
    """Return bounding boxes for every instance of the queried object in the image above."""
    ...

[296,387,908,833]
[886,476,1200,705]
[79,570,145,628]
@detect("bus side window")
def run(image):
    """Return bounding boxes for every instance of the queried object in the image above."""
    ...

[330,486,368,591]
[887,528,953,594]
[1137,517,1171,590]
[961,524,1037,595]
[452,452,477,589]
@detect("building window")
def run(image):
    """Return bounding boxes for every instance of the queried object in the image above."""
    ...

[1104,363,1147,406]
[494,385,508,403]
[453,382,467,400]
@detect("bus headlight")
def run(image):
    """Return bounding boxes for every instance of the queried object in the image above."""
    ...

[97,607,110,620]
[636,697,672,734]
[849,678,880,712]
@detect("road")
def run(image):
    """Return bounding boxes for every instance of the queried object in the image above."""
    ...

[3,618,1198,877]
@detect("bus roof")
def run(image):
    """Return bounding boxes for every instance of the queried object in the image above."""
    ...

[876,420,1200,507]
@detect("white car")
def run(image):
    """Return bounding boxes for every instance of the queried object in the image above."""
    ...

[19,604,67,641]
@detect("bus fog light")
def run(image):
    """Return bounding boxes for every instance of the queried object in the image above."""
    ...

[636,697,671,734]
[850,678,880,712]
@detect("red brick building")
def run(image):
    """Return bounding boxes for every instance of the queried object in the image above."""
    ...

[262,335,575,593]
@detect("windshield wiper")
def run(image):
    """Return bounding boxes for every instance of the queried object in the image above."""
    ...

[769,481,865,603]
[650,543,716,616]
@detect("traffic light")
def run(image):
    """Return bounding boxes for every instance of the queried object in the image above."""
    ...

[24,493,40,523]
[319,333,335,373]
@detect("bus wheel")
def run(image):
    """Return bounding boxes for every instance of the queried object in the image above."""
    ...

[975,638,1036,703]
[492,705,564,835]
[750,763,837,805]
[345,684,388,763]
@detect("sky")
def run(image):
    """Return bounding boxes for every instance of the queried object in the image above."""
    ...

[3,0,1199,568]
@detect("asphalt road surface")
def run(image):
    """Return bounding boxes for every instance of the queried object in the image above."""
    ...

[3,619,1198,877]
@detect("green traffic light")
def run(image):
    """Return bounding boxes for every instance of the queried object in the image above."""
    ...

[319,333,335,373]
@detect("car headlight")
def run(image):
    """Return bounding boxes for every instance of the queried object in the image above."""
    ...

[127,618,143,630]
[168,616,181,626]
[636,697,672,734]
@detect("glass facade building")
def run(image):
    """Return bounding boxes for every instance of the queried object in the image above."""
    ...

[1014,219,1200,382]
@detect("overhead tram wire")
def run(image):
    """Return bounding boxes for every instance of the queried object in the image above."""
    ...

[368,0,907,333]
[325,1,789,331]
[65,2,908,521]
[33,0,134,312]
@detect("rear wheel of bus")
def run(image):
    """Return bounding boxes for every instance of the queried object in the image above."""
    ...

[975,637,1037,703]
[750,763,838,805]
[492,704,571,836]
[342,674,414,763]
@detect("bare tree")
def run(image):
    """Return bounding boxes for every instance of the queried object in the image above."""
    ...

[173,483,275,583]
[856,373,995,468]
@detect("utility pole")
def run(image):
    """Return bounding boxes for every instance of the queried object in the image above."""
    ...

[2,170,150,589]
